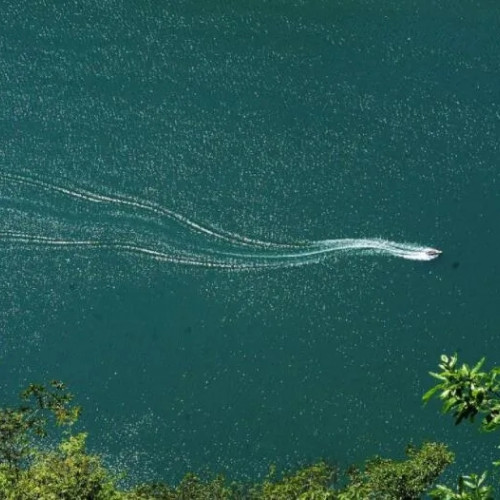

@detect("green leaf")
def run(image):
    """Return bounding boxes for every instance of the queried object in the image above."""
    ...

[429,371,447,381]
[442,397,458,414]
[422,385,443,404]
[471,357,486,375]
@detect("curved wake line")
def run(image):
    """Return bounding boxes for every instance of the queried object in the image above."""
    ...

[0,172,296,250]
[0,231,439,269]
[0,174,441,269]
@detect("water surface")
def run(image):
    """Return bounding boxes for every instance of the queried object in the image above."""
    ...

[0,0,499,483]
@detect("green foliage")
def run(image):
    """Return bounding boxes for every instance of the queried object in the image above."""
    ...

[22,381,81,427]
[128,473,234,499]
[126,463,337,499]
[130,447,450,500]
[429,472,493,500]
[337,442,454,500]
[4,433,120,500]
[247,461,336,499]
[0,377,458,499]
[424,354,500,499]
[423,354,500,431]
[0,380,79,469]
[0,381,116,499]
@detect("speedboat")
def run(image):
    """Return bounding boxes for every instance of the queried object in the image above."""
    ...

[426,248,442,257]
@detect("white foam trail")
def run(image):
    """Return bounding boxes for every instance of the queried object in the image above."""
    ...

[0,175,441,268]
[316,239,440,261]
[0,231,439,268]
[0,172,294,249]
[214,238,440,263]
[0,231,236,268]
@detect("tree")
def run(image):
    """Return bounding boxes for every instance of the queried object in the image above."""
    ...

[337,443,453,500]
[423,354,500,431]
[0,380,79,470]
[0,374,456,499]
[423,354,500,500]
[8,433,121,499]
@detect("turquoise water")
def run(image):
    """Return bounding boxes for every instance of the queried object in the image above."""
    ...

[1,0,499,484]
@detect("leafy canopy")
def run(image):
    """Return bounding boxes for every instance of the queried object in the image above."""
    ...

[423,354,500,431]
[423,354,500,500]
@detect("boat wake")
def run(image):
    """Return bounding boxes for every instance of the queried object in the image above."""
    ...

[0,173,440,269]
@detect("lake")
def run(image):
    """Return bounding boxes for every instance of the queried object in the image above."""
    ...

[0,0,499,485]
